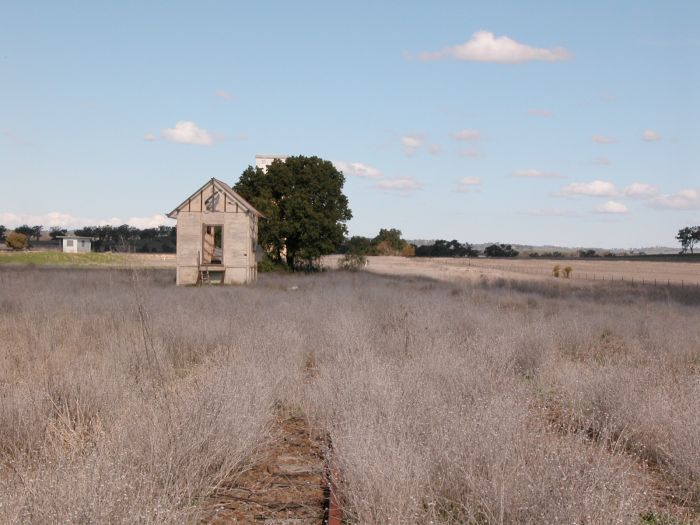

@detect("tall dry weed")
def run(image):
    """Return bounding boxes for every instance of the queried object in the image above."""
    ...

[0,266,698,523]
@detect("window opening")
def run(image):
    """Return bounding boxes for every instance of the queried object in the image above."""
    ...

[205,190,220,212]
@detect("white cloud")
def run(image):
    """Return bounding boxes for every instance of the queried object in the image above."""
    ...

[0,212,174,229]
[594,156,612,166]
[457,147,480,158]
[454,176,481,193]
[648,189,700,210]
[333,160,382,179]
[215,90,233,100]
[401,135,423,155]
[126,214,174,229]
[143,133,157,142]
[623,183,660,199]
[428,144,442,155]
[416,30,571,63]
[558,180,618,197]
[600,92,617,102]
[595,201,628,214]
[375,177,422,192]
[451,129,481,141]
[513,169,563,179]
[527,108,553,117]
[161,121,214,146]
[0,212,78,228]
[592,135,617,144]
[642,129,661,141]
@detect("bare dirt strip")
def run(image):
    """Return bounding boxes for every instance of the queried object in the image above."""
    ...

[203,412,328,524]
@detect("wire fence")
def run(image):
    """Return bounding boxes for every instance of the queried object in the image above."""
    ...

[463,260,700,290]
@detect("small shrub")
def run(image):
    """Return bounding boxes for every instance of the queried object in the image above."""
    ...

[552,264,561,278]
[257,253,286,273]
[5,232,28,250]
[294,258,323,273]
[563,266,572,278]
[374,240,398,256]
[338,253,367,271]
[401,244,415,257]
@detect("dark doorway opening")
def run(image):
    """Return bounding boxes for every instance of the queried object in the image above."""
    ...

[203,225,223,264]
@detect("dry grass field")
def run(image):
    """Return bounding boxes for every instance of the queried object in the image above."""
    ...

[0,265,698,524]
[343,255,700,288]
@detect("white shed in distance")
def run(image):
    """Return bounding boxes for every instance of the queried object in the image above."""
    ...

[255,154,288,172]
[58,236,92,253]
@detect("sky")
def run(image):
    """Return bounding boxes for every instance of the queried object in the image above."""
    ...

[1,1,699,249]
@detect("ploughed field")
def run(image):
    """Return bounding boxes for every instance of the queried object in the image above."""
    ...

[0,266,698,524]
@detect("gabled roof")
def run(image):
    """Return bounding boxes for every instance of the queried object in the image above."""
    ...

[167,178,264,219]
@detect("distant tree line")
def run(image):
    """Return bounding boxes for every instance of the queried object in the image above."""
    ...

[483,244,519,257]
[4,220,696,257]
[415,239,479,257]
[73,225,176,252]
[0,224,176,252]
[340,228,415,257]
[340,231,519,258]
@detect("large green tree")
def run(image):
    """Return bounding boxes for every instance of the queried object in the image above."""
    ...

[234,155,352,270]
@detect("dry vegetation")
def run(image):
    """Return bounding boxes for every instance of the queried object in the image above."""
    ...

[0,266,698,524]
[354,255,700,287]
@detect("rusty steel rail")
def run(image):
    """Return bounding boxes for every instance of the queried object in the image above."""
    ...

[324,453,343,525]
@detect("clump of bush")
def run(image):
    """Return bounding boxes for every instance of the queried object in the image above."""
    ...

[5,232,28,250]
[338,253,367,271]
[552,264,561,278]
[563,266,573,278]
[401,244,415,257]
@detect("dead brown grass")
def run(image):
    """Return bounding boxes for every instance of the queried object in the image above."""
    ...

[344,255,700,287]
[0,266,698,524]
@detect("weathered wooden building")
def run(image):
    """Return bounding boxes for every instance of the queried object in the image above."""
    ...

[167,178,263,285]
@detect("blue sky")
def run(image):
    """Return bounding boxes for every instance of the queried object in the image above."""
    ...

[1,1,698,248]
